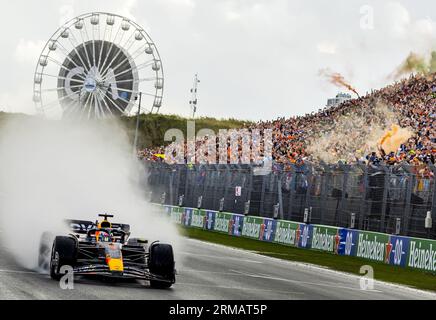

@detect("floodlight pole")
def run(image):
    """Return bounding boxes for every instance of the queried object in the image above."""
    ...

[133,92,143,155]
[189,74,200,118]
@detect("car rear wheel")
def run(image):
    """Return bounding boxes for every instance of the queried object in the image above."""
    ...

[50,236,77,281]
[148,243,175,289]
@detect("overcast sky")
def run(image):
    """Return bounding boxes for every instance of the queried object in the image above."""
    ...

[0,0,434,120]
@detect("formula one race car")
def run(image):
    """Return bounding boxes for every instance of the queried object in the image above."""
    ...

[39,214,176,288]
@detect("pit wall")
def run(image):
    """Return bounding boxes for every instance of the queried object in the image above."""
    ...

[162,205,436,273]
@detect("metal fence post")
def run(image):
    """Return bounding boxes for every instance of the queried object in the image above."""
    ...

[304,167,312,216]
[336,164,349,226]
[430,165,436,238]
[245,166,254,215]
[184,166,190,206]
[259,173,267,215]
[379,166,390,233]
[222,165,232,212]
[169,170,174,205]
[320,165,330,225]
[403,170,414,236]
[277,172,284,219]
[287,167,296,220]
[358,164,368,230]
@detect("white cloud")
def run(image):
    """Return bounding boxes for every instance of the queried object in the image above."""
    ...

[1,0,436,120]
[414,17,435,36]
[120,0,138,20]
[59,1,75,26]
[385,2,411,37]
[167,0,195,8]
[317,42,337,55]
[225,10,241,21]
[14,39,46,64]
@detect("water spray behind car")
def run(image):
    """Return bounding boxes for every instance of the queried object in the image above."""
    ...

[0,117,184,272]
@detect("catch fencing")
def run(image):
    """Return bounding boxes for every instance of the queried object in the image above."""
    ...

[146,162,436,239]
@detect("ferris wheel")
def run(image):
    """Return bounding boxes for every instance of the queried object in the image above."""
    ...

[33,12,164,119]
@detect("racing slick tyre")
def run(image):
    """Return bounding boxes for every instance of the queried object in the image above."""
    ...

[50,236,77,281]
[148,243,175,289]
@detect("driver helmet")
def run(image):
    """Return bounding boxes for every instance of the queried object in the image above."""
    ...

[98,220,112,228]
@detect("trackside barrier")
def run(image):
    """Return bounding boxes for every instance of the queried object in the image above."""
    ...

[163,205,436,273]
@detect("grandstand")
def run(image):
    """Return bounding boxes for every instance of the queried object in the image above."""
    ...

[140,73,435,169]
[144,73,435,237]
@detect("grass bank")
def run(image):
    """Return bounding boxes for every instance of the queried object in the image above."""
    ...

[120,113,251,149]
[179,227,436,292]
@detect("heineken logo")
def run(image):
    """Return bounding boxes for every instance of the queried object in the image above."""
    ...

[191,212,204,227]
[312,227,335,252]
[171,211,183,224]
[214,216,231,232]
[408,241,436,271]
[242,220,261,238]
[274,222,297,245]
[356,234,385,262]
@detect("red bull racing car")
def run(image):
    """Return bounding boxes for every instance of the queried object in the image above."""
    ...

[39,214,176,288]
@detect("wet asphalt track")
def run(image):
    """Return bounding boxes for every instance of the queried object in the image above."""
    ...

[0,235,435,300]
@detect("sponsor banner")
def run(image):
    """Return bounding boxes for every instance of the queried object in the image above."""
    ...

[241,216,264,239]
[213,212,233,233]
[170,206,184,224]
[183,208,193,226]
[407,238,436,272]
[205,210,216,231]
[274,220,299,246]
[163,205,172,215]
[231,214,244,237]
[337,228,358,256]
[190,209,207,228]
[163,205,436,273]
[260,218,276,242]
[311,225,340,253]
[356,231,389,263]
[386,235,410,267]
[297,224,312,249]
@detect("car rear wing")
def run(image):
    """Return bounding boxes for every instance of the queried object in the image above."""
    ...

[66,219,130,234]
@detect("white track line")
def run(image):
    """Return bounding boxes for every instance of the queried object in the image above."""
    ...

[0,269,38,275]
[176,282,305,296]
[229,269,382,293]
[179,251,263,264]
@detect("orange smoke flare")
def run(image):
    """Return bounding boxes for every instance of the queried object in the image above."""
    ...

[319,68,360,97]
[378,124,412,154]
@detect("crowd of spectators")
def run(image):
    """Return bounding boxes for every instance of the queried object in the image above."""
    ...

[139,73,435,173]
